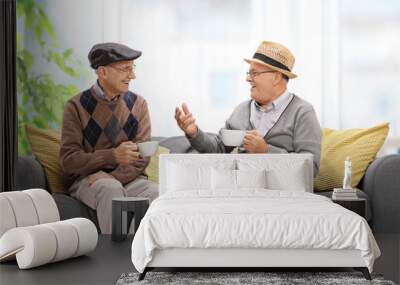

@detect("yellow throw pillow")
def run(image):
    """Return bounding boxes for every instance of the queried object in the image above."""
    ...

[314,123,389,191]
[146,146,170,183]
[25,125,72,194]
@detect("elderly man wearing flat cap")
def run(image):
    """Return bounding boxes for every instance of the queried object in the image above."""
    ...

[60,42,158,234]
[175,41,322,175]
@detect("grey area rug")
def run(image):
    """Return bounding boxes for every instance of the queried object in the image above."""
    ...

[116,271,396,285]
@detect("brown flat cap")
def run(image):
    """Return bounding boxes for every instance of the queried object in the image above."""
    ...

[88,42,141,69]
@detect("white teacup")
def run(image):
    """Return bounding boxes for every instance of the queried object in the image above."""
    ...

[138,141,159,157]
[220,129,246,147]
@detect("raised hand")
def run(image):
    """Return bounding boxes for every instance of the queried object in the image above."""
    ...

[114,141,140,165]
[175,103,198,138]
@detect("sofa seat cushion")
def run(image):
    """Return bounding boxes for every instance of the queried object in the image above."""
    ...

[52,193,100,232]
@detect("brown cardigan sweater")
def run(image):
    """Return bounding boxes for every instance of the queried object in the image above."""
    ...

[59,86,151,186]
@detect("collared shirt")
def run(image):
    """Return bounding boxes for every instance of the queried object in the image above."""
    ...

[250,90,293,136]
[93,80,120,102]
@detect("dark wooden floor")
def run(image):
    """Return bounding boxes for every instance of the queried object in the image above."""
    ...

[0,234,398,285]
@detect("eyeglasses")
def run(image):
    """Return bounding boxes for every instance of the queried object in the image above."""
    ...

[109,64,136,75]
[246,70,275,79]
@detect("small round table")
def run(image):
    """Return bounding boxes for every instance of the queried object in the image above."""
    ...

[112,197,149,242]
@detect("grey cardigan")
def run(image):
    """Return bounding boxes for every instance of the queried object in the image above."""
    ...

[189,94,322,176]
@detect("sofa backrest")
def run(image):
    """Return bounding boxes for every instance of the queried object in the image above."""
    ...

[159,153,314,195]
[16,156,47,191]
[157,136,192,153]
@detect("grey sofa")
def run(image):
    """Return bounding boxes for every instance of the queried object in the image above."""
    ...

[16,136,400,233]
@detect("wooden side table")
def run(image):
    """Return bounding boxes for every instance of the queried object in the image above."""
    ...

[112,197,149,242]
[332,198,367,218]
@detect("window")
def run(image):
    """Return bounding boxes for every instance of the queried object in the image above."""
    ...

[341,0,400,136]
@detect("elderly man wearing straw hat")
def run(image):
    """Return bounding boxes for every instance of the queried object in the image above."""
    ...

[175,41,322,175]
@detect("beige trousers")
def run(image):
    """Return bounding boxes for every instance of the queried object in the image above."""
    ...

[69,176,158,234]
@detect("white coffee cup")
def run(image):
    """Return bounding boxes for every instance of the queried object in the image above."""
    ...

[220,129,246,147]
[138,141,159,157]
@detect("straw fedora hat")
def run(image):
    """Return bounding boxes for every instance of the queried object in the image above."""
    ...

[244,41,297,79]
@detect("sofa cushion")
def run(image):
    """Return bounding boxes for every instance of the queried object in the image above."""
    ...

[146,146,170,183]
[25,125,72,194]
[314,123,389,192]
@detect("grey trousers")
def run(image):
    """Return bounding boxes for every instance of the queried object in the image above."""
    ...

[69,176,158,234]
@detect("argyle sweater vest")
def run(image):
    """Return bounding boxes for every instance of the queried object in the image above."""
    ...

[59,87,151,185]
